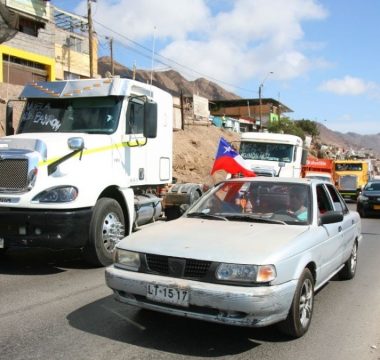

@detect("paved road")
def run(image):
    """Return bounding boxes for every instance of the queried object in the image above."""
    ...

[1,206,379,360]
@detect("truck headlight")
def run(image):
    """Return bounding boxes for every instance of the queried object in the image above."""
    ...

[32,186,78,203]
[216,263,276,283]
[114,249,140,271]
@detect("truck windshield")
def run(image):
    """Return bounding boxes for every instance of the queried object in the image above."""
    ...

[18,96,123,134]
[239,142,294,163]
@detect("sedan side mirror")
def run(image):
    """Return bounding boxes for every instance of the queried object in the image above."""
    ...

[320,211,344,225]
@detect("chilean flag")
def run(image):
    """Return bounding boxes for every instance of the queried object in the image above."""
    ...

[211,137,256,177]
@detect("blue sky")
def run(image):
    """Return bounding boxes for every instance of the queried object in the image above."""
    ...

[51,0,380,135]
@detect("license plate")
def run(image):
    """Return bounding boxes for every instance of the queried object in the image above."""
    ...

[0,238,4,248]
[147,284,189,307]
[373,205,380,210]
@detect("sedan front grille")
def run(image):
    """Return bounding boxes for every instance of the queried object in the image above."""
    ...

[145,254,211,280]
[0,159,28,190]
[145,254,170,274]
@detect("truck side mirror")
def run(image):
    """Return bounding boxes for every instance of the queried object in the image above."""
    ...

[144,100,157,138]
[6,102,15,135]
[68,137,84,150]
[301,149,308,165]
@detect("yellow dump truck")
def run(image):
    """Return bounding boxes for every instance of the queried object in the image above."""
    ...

[333,160,371,200]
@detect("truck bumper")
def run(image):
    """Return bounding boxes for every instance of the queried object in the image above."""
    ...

[339,190,358,201]
[0,207,92,250]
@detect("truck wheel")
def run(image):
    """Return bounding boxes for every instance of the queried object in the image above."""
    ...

[339,241,358,280]
[165,206,182,221]
[83,198,125,267]
[278,268,314,338]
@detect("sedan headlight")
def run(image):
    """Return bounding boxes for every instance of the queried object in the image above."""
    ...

[357,194,368,202]
[114,249,140,271]
[216,263,276,283]
[32,186,78,203]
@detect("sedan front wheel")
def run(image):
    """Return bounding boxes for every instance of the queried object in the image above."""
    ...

[278,268,314,338]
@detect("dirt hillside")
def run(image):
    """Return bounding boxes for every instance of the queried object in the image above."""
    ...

[172,125,240,185]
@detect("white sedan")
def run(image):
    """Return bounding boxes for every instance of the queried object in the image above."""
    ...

[105,177,362,338]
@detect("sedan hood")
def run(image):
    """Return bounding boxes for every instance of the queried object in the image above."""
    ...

[118,218,309,264]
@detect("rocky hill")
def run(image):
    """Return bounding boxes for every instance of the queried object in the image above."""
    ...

[316,122,380,156]
[173,125,240,185]
[98,57,239,100]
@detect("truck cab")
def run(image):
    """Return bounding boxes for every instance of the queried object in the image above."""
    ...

[333,160,371,200]
[0,78,175,265]
[238,132,307,177]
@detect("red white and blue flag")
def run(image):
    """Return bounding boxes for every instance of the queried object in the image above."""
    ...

[210,137,256,177]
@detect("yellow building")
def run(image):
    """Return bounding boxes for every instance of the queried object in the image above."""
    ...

[0,0,97,85]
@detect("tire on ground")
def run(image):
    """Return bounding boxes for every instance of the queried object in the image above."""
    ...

[83,197,125,267]
[278,268,314,338]
[339,241,358,280]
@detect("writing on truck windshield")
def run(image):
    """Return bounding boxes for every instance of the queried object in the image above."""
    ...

[18,97,123,134]
[335,163,363,171]
[239,142,294,163]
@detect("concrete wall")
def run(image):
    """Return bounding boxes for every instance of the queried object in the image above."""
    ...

[0,82,24,136]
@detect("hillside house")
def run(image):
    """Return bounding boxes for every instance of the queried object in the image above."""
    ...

[209,98,293,131]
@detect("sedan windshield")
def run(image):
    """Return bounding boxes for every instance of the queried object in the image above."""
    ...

[187,180,311,225]
[364,182,380,191]
[18,96,123,134]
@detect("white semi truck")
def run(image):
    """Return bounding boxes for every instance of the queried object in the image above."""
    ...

[238,132,308,177]
[0,78,201,266]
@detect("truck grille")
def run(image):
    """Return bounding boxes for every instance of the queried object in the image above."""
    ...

[339,175,357,190]
[0,159,29,190]
[145,254,211,279]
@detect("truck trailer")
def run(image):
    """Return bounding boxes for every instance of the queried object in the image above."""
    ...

[301,158,333,182]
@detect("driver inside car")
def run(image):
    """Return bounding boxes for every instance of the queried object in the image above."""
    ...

[287,187,308,220]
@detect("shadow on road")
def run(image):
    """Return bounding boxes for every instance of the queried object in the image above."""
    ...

[0,248,92,275]
[67,295,290,357]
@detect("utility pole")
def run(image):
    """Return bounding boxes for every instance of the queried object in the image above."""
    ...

[106,36,114,76]
[110,37,114,76]
[258,71,273,131]
[87,0,95,78]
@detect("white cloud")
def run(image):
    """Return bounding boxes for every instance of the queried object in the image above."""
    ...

[319,76,377,95]
[82,0,210,41]
[77,0,329,87]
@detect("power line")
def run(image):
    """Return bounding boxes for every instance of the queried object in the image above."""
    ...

[92,19,254,94]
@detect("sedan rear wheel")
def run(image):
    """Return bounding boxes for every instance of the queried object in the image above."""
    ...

[278,268,314,338]
[339,241,358,280]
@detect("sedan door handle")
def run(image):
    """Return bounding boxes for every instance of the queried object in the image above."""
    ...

[338,226,342,232]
